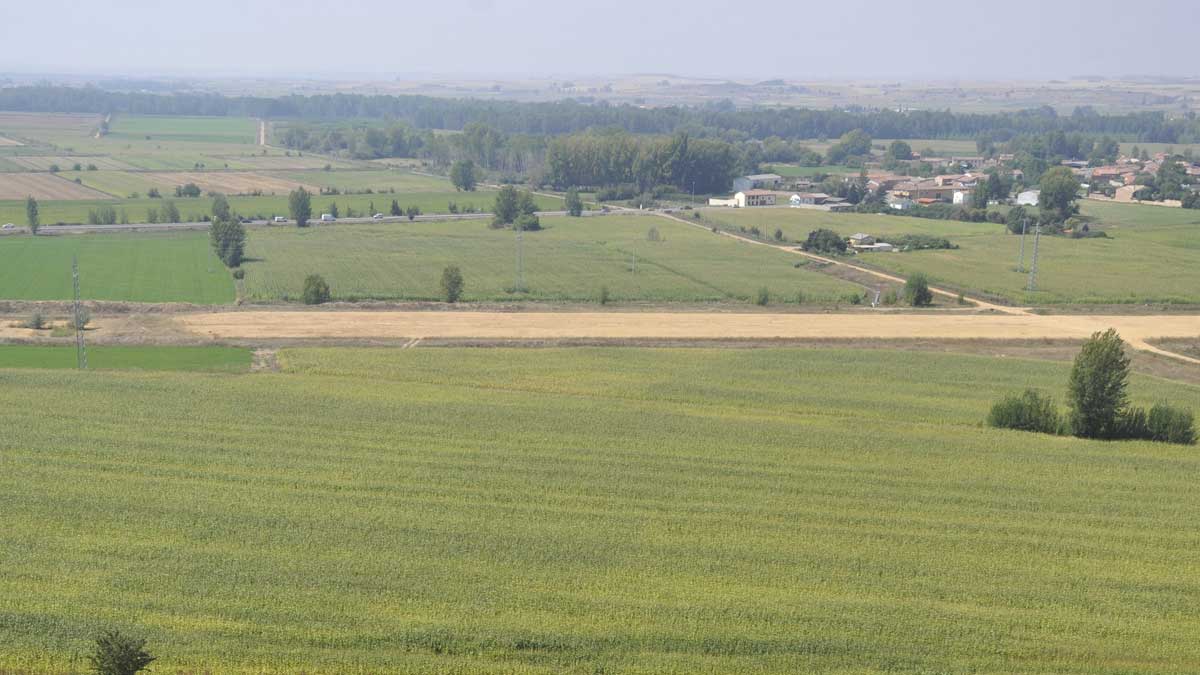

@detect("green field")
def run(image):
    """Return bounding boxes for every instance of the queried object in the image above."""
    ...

[0,345,251,371]
[704,202,1200,304]
[277,169,456,193]
[105,115,258,145]
[2,346,1199,673]
[0,231,234,303]
[241,215,863,302]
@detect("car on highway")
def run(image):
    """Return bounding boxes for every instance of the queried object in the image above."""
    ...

[320,213,336,223]
[1,223,14,230]
[373,213,385,220]
[273,216,288,223]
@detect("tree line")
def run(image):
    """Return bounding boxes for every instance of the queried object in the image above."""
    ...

[4,86,1200,143]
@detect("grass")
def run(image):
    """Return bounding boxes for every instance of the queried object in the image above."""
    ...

[105,115,257,145]
[275,169,456,193]
[0,231,234,303]
[0,345,251,372]
[241,214,863,303]
[703,202,1200,304]
[2,346,1199,674]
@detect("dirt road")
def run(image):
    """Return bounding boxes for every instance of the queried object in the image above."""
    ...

[174,310,1200,361]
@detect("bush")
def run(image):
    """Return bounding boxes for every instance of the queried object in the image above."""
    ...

[755,287,770,306]
[232,268,245,280]
[441,266,464,303]
[24,311,47,330]
[987,389,1063,434]
[302,274,331,305]
[647,226,661,242]
[514,213,540,231]
[598,286,610,305]
[904,273,933,307]
[89,630,155,675]
[1147,403,1196,445]
[773,228,784,242]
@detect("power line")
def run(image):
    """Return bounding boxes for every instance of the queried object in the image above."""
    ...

[1016,217,1027,272]
[1026,222,1041,292]
[72,256,87,370]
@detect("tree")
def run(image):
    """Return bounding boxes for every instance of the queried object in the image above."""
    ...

[302,274,331,304]
[25,196,38,234]
[211,194,231,222]
[885,140,913,161]
[803,228,847,254]
[515,213,541,231]
[161,200,181,223]
[89,630,155,675]
[440,265,464,303]
[1068,329,1131,439]
[904,272,933,307]
[328,202,339,219]
[1038,166,1080,224]
[406,205,421,221]
[209,216,245,268]
[565,187,583,216]
[492,185,520,226]
[1005,205,1030,234]
[390,199,401,216]
[826,129,872,164]
[450,159,477,191]
[289,188,312,227]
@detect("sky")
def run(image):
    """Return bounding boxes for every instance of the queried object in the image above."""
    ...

[1,0,1198,81]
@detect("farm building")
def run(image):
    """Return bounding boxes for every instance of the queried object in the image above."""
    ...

[952,190,972,205]
[708,190,777,208]
[732,173,782,192]
[848,233,875,247]
[1016,190,1040,206]
[789,192,830,206]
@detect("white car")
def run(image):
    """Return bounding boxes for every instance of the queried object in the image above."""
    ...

[373,213,385,220]
[320,214,336,223]
[1,223,14,230]
[273,216,288,223]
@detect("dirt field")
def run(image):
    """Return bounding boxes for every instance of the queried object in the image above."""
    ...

[0,173,111,200]
[147,171,319,194]
[0,136,23,147]
[172,311,1200,360]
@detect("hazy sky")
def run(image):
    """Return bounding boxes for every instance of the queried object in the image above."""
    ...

[2,0,1197,81]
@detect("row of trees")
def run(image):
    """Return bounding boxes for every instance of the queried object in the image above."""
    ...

[8,86,1200,142]
[543,132,741,193]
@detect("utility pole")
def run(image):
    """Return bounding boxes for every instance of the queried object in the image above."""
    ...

[514,228,526,292]
[631,250,637,274]
[1016,217,1027,272]
[1026,222,1041,292]
[72,256,87,370]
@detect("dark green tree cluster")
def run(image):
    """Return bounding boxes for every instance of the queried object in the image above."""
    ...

[564,187,583,216]
[988,329,1195,444]
[25,196,38,234]
[450,159,477,191]
[1038,166,1081,224]
[492,185,540,230]
[302,274,331,304]
[825,129,872,164]
[802,228,847,254]
[289,187,312,227]
[544,132,738,193]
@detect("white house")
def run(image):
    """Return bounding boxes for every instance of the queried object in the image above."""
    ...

[952,190,971,205]
[1016,190,1040,206]
[789,192,830,207]
[708,190,776,208]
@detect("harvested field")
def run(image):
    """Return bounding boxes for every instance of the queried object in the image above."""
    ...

[0,173,111,200]
[175,310,1200,355]
[212,154,359,170]
[142,171,320,195]
[0,112,99,143]
[0,136,22,146]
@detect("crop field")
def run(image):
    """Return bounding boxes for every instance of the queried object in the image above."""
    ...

[1,347,1199,674]
[277,169,458,193]
[703,202,1200,304]
[5,155,138,171]
[0,112,100,146]
[105,115,257,145]
[0,172,111,200]
[0,345,250,372]
[241,214,862,302]
[0,231,233,303]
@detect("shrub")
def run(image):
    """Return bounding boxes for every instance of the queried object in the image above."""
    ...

[773,228,784,241]
[1147,403,1196,445]
[89,630,155,675]
[302,274,331,305]
[1114,406,1149,441]
[24,311,47,330]
[794,290,806,304]
[882,290,898,305]
[441,266,464,303]
[904,273,933,307]
[987,389,1062,434]
[755,287,770,306]
[232,268,245,280]
[647,226,661,242]
[598,286,610,305]
[514,213,540,231]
